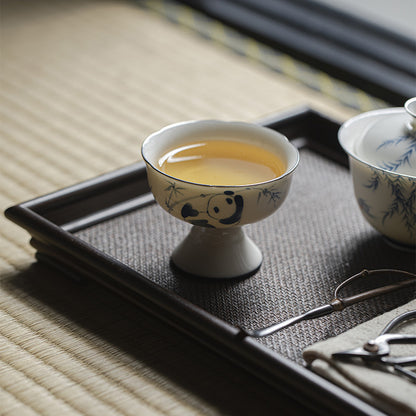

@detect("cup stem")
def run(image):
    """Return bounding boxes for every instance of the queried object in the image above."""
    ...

[171,226,262,278]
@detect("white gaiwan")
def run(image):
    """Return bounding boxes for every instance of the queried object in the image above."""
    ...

[141,120,299,278]
[339,97,416,248]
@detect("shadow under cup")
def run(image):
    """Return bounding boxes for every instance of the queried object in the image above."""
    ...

[141,120,299,278]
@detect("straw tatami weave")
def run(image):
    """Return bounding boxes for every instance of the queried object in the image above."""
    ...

[0,1,370,415]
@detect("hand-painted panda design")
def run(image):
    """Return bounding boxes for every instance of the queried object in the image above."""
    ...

[207,191,244,225]
[181,203,199,218]
[180,190,244,228]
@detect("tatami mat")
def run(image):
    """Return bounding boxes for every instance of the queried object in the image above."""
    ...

[0,0,377,414]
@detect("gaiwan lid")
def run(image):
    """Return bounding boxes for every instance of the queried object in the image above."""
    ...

[354,97,416,177]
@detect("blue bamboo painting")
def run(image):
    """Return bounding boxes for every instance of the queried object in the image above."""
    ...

[376,132,416,172]
[362,167,416,238]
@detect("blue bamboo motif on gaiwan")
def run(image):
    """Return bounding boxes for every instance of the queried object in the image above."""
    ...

[362,167,416,238]
[358,198,375,219]
[376,132,416,172]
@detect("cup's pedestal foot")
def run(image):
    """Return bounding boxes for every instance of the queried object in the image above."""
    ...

[171,226,262,279]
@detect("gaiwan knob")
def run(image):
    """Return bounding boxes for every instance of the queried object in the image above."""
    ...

[354,97,416,177]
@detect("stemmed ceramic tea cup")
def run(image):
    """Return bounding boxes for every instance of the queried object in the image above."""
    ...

[141,120,299,278]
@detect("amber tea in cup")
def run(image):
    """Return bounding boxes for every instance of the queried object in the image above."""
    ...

[159,139,286,186]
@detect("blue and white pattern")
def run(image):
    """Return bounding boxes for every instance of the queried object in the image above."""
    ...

[162,179,282,228]
[376,132,416,173]
[361,167,416,239]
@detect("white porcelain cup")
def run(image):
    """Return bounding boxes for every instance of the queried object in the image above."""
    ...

[141,120,299,278]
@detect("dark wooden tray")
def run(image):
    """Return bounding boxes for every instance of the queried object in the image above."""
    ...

[6,107,414,416]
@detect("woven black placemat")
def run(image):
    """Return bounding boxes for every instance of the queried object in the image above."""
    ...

[76,149,415,363]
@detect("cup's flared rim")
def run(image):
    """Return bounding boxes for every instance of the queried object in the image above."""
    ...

[141,120,300,188]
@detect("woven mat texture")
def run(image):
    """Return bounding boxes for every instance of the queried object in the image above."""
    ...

[0,0,387,415]
[76,149,415,363]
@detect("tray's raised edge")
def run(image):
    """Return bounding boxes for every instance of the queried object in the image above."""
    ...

[61,193,155,234]
[21,162,147,212]
[10,161,151,233]
[260,106,348,167]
